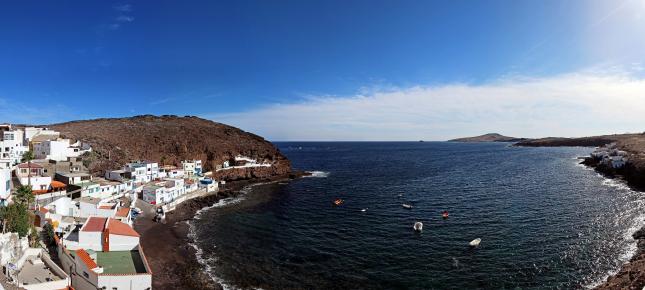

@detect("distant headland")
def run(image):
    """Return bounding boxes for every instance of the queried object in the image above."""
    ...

[448,133,528,143]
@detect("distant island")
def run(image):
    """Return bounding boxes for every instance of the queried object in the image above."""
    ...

[448,133,528,143]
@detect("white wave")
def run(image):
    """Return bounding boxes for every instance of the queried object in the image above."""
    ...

[193,195,246,219]
[305,171,330,178]
[601,178,632,191]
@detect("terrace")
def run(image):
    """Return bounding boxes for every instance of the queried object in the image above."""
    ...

[96,250,148,274]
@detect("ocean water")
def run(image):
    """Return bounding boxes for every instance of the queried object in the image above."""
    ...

[190,142,645,289]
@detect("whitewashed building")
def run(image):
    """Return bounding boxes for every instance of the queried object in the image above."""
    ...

[57,217,152,290]
[181,159,203,176]
[142,178,186,205]
[34,139,92,162]
[16,163,52,192]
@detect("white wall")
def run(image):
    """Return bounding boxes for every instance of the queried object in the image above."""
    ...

[98,274,152,290]
[77,231,103,252]
[0,168,11,200]
[19,176,52,191]
[108,235,139,251]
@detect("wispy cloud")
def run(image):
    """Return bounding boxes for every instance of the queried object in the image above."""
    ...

[116,15,134,23]
[105,3,135,30]
[113,4,132,12]
[205,68,645,141]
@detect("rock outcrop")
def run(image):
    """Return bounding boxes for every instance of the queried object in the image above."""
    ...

[48,115,291,180]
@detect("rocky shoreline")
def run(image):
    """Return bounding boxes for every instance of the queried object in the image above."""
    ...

[134,171,309,289]
[517,135,645,289]
[577,157,645,289]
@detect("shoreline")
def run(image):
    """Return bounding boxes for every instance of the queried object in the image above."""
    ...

[134,173,307,289]
[583,158,645,289]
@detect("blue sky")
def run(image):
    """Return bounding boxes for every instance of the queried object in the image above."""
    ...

[2,0,645,140]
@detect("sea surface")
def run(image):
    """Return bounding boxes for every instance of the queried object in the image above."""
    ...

[190,142,645,289]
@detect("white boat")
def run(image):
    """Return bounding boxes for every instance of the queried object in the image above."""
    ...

[413,222,423,232]
[402,204,413,209]
[469,238,481,247]
[361,208,367,212]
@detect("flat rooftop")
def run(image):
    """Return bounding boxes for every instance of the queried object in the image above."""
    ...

[96,250,148,274]
[17,257,65,285]
[58,172,90,177]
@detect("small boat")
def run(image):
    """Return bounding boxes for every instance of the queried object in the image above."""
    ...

[413,222,423,232]
[469,238,481,247]
[442,211,449,219]
[333,199,344,206]
[402,204,413,209]
[361,208,367,212]
[397,194,403,198]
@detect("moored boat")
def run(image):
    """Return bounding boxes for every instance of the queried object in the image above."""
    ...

[402,204,413,209]
[413,222,423,232]
[469,238,481,247]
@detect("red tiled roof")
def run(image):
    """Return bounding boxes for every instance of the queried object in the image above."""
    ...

[16,163,43,169]
[38,207,48,214]
[51,181,66,188]
[76,249,98,269]
[115,207,130,218]
[98,205,115,209]
[81,217,107,232]
[107,218,139,237]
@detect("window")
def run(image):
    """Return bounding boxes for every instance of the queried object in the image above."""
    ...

[83,271,89,278]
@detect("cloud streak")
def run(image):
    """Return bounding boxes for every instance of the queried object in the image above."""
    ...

[206,70,645,141]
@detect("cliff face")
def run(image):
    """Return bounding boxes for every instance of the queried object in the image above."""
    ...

[48,115,291,180]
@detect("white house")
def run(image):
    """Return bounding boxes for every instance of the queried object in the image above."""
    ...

[57,217,152,290]
[76,197,118,218]
[181,159,203,176]
[34,139,91,162]
[125,161,159,183]
[159,166,185,179]
[16,163,52,192]
[0,128,29,169]
[23,127,60,145]
[142,178,186,205]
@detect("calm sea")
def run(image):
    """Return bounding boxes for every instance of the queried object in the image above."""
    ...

[190,142,645,289]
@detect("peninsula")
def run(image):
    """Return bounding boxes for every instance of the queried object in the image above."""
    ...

[448,133,528,142]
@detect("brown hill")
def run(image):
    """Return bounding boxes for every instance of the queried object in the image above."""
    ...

[448,133,527,142]
[48,115,291,179]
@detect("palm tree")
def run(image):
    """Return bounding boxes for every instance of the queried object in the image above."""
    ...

[21,150,35,187]
[14,185,34,207]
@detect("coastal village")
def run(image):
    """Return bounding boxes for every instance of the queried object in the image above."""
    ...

[0,123,271,289]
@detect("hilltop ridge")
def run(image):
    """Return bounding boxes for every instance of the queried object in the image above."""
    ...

[448,133,527,143]
[48,115,291,179]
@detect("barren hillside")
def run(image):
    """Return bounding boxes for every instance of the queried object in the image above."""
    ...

[48,115,291,178]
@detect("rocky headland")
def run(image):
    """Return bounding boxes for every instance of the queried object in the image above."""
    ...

[448,133,528,142]
[48,115,292,179]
